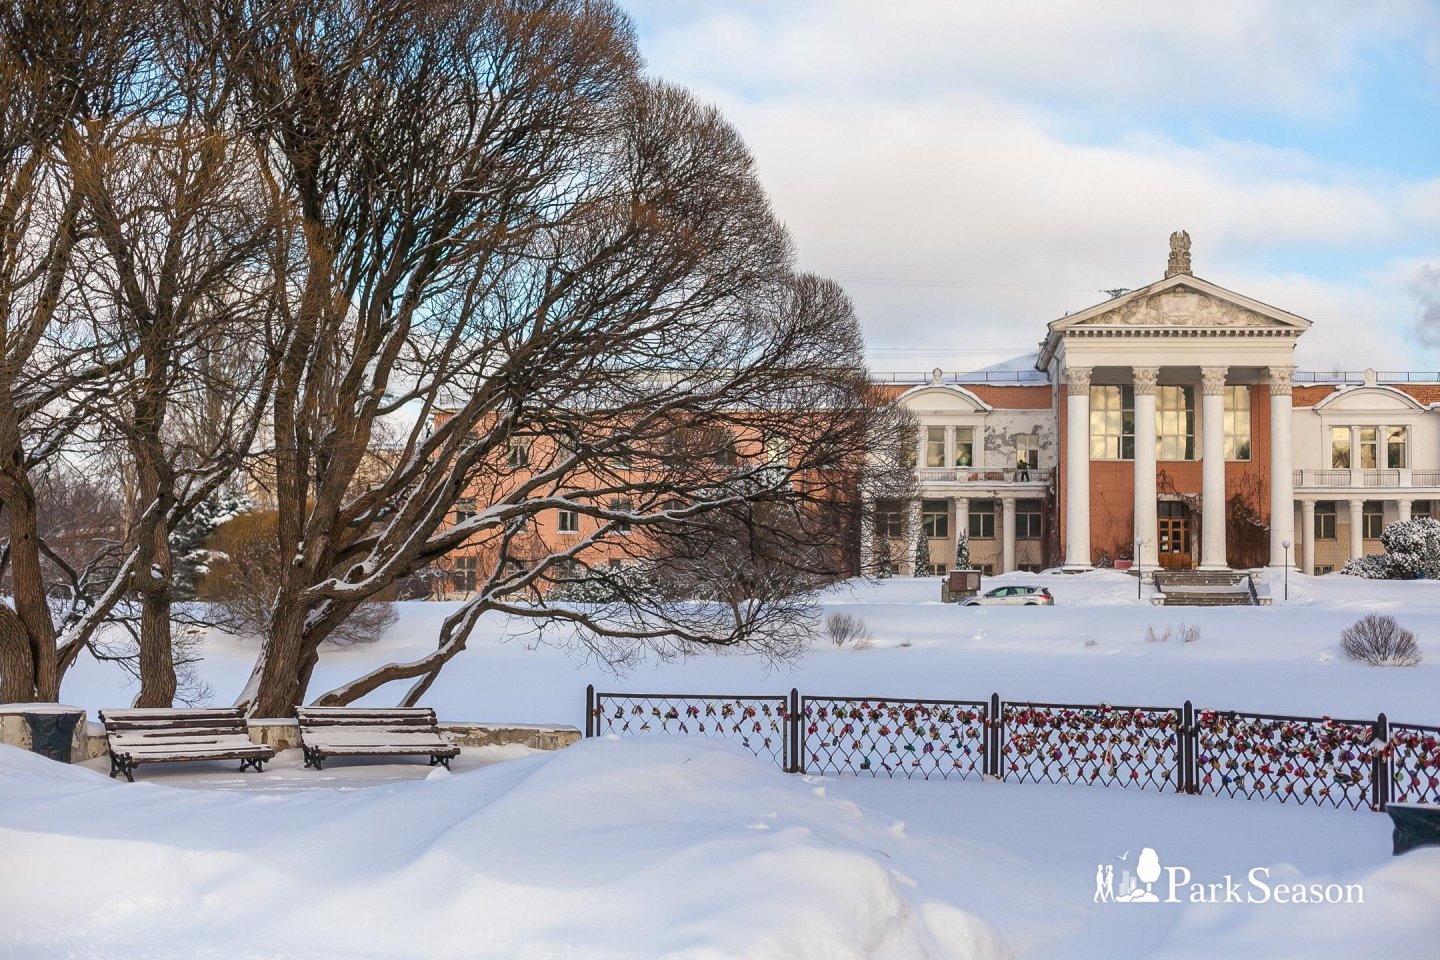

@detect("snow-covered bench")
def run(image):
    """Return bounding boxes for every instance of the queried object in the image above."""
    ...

[296,706,460,771]
[100,707,275,782]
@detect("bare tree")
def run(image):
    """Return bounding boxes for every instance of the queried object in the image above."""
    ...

[67,7,280,705]
[186,0,909,716]
[0,0,158,701]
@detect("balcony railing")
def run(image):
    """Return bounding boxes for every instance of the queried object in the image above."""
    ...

[1293,468,1440,489]
[918,467,1052,485]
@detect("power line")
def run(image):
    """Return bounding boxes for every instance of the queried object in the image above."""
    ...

[834,274,1106,294]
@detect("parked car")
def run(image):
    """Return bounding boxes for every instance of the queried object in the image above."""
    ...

[960,585,1054,606]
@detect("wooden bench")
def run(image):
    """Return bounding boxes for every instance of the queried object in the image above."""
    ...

[295,706,460,771]
[100,707,275,782]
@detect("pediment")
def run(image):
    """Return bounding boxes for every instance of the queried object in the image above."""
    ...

[1313,386,1425,413]
[896,384,992,413]
[1048,276,1311,334]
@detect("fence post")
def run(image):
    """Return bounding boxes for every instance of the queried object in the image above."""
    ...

[1372,712,1389,813]
[585,684,595,739]
[1181,701,1195,794]
[790,688,802,774]
[988,692,1002,779]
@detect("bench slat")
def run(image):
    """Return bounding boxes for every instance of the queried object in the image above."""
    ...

[308,744,461,758]
[101,707,273,780]
[296,706,456,769]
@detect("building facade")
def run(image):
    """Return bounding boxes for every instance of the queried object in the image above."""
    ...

[876,233,1440,577]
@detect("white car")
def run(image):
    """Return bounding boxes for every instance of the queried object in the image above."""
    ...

[960,585,1054,606]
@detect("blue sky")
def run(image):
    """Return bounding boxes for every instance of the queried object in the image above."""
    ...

[623,1,1440,371]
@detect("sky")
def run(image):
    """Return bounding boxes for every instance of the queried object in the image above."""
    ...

[623,0,1440,373]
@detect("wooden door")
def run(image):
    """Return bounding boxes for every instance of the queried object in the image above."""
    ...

[1157,502,1192,569]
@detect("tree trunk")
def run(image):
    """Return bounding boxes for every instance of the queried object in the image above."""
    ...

[0,402,58,701]
[245,592,311,717]
[131,434,176,707]
[0,606,36,702]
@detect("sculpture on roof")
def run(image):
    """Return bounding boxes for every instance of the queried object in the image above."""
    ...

[1165,230,1192,278]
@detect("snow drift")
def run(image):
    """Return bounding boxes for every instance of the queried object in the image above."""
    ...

[0,739,1009,960]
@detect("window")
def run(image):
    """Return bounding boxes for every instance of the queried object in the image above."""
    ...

[927,562,948,576]
[922,499,949,539]
[1089,385,1134,460]
[969,500,996,539]
[1016,499,1043,539]
[1388,427,1408,468]
[764,436,789,466]
[1156,385,1195,461]
[610,498,632,535]
[977,564,995,576]
[954,427,974,467]
[717,431,739,466]
[1415,501,1433,520]
[1330,428,1350,469]
[1359,427,1378,469]
[454,498,477,524]
[554,434,579,463]
[1316,564,1335,575]
[507,438,529,467]
[1315,502,1337,540]
[925,427,946,467]
[1224,386,1251,461]
[608,558,625,570]
[453,556,478,593]
[1362,502,1384,539]
[558,508,579,534]
[875,501,903,538]
[1015,434,1039,474]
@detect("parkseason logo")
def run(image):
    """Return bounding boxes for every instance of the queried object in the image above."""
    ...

[1093,847,1365,905]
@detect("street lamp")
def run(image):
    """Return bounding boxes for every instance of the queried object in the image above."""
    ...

[1134,534,1150,600]
[1281,539,1292,603]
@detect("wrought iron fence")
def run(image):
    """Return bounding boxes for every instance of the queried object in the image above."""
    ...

[1001,701,1183,792]
[586,689,793,770]
[1389,721,1440,805]
[585,686,1428,813]
[1193,709,1379,810]
[802,696,989,779]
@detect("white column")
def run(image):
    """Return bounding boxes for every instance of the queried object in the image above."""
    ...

[1001,496,1017,573]
[1300,500,1315,575]
[859,498,875,575]
[1132,366,1159,568]
[1199,366,1229,569]
[1398,499,1412,523]
[1064,366,1093,570]
[1348,499,1365,560]
[954,497,970,569]
[1267,368,1295,567]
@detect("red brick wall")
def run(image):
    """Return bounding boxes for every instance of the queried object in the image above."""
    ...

[874,382,1052,410]
[1062,385,1273,565]
[1292,383,1440,408]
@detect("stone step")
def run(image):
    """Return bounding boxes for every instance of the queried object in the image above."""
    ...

[1160,592,1253,606]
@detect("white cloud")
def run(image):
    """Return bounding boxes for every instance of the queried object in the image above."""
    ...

[623,0,1440,372]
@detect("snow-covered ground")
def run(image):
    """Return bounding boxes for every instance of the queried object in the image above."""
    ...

[9,570,1440,958]
[2,736,1436,959]
[59,569,1440,727]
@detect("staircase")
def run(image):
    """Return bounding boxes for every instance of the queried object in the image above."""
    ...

[1153,569,1256,606]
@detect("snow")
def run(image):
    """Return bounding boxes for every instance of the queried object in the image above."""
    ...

[58,569,1440,729]
[10,569,1440,957]
[3,736,1436,959]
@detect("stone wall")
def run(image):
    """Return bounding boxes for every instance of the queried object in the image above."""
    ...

[2,708,580,763]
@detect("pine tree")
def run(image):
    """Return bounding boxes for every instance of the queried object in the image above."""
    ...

[913,535,929,577]
[955,531,971,570]
[169,493,250,599]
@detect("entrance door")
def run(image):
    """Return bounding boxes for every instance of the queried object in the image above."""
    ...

[1157,501,1192,569]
